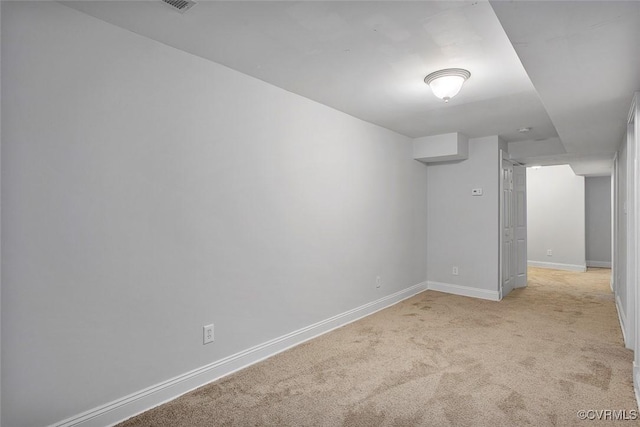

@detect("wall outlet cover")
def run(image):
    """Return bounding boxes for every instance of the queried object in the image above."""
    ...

[203,324,214,345]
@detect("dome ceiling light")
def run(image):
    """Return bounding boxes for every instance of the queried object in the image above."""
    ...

[424,68,471,103]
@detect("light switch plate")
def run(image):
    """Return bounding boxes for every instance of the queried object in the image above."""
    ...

[472,188,483,196]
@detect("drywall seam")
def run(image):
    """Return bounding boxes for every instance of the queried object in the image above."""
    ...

[426,281,500,301]
[527,261,587,272]
[52,281,428,427]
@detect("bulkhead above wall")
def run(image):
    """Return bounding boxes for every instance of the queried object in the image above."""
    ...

[413,132,469,163]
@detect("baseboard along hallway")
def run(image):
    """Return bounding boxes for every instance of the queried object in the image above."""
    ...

[116,267,635,426]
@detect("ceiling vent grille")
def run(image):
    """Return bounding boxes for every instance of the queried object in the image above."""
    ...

[161,0,197,13]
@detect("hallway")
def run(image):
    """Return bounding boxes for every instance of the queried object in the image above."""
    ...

[117,267,636,426]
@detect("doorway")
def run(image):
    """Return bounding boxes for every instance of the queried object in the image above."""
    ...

[500,150,527,299]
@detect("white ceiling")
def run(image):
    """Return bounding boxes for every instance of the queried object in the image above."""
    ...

[491,0,640,175]
[62,0,640,176]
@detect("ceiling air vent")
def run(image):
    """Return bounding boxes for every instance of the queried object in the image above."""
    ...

[161,0,197,13]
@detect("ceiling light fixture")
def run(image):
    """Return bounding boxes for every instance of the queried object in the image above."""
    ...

[424,68,471,103]
[518,127,532,133]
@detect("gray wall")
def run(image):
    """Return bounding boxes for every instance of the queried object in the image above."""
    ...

[1,3,428,426]
[585,176,612,266]
[426,136,501,293]
[527,165,586,271]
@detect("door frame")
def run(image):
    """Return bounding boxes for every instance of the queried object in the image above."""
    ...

[628,92,640,401]
[499,150,527,298]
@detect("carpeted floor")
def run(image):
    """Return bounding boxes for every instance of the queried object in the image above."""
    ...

[118,268,638,426]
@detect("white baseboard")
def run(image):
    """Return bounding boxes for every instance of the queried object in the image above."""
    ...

[615,294,632,350]
[586,260,612,268]
[634,362,640,411]
[527,261,587,272]
[426,281,500,301]
[52,281,428,427]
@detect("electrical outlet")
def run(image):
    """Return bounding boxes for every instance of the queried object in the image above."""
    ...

[452,266,459,276]
[547,249,552,256]
[203,324,214,345]
[376,276,381,288]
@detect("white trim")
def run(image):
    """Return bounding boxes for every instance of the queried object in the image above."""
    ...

[51,282,428,427]
[499,149,505,300]
[626,114,638,351]
[612,150,618,295]
[586,260,612,268]
[527,261,587,272]
[632,91,640,415]
[634,362,640,411]
[616,294,632,349]
[427,281,501,301]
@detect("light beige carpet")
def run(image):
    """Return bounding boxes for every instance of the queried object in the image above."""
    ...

[118,268,638,426]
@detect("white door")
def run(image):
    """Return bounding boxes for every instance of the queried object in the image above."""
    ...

[501,158,515,297]
[514,165,527,288]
